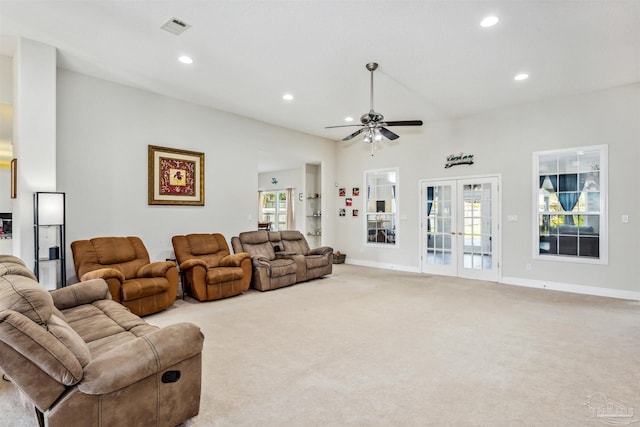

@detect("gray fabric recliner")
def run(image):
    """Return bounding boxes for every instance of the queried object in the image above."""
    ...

[269,230,333,283]
[231,230,332,291]
[0,255,204,427]
[231,230,297,291]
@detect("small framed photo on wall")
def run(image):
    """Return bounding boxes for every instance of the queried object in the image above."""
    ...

[339,188,346,197]
[353,187,360,196]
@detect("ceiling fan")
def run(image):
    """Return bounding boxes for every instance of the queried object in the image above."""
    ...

[326,62,423,148]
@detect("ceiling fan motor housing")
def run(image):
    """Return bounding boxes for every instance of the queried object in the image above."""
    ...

[360,110,384,125]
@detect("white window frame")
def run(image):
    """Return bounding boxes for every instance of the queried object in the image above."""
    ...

[364,168,399,247]
[260,190,288,231]
[532,145,608,265]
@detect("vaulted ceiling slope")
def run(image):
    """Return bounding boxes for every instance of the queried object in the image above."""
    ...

[1,1,638,141]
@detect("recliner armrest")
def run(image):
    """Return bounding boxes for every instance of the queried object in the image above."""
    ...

[309,246,333,256]
[179,258,208,272]
[251,256,271,268]
[51,279,112,310]
[136,261,176,278]
[78,322,204,395]
[220,252,251,267]
[80,268,125,283]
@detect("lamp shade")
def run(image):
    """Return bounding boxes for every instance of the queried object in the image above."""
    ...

[37,192,65,225]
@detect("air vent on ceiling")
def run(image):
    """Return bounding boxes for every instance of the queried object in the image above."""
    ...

[161,18,191,35]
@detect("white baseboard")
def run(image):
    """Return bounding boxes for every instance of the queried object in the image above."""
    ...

[345,258,420,274]
[501,276,640,301]
[339,261,639,301]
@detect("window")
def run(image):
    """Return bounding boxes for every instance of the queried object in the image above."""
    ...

[365,169,398,246]
[534,145,607,263]
[260,191,288,231]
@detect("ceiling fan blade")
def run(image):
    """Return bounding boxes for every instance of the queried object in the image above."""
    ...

[343,128,366,141]
[325,124,362,129]
[383,120,423,127]
[379,127,399,140]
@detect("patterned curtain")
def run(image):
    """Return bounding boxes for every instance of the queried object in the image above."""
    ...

[257,191,264,223]
[558,174,585,225]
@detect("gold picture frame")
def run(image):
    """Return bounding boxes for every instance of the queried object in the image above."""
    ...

[148,145,204,206]
[10,158,17,199]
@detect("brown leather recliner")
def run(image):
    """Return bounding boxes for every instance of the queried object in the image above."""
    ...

[0,255,203,427]
[231,230,297,291]
[71,236,178,316]
[172,233,252,301]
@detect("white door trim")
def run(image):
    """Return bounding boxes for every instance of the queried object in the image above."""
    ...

[418,174,502,282]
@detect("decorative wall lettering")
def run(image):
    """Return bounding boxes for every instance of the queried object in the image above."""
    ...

[445,153,474,168]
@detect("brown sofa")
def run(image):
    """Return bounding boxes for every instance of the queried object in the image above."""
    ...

[231,230,332,291]
[71,236,179,316]
[172,233,252,301]
[0,255,203,427]
[269,230,333,282]
[231,230,297,291]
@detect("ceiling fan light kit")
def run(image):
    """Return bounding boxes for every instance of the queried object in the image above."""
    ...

[326,62,423,155]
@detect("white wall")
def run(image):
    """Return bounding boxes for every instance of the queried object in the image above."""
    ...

[0,55,12,103]
[335,83,640,295]
[57,70,336,282]
[13,39,57,266]
[0,56,13,214]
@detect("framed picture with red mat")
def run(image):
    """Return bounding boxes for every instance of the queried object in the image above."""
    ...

[148,145,204,205]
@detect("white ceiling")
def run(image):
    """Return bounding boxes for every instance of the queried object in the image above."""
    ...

[0,0,639,145]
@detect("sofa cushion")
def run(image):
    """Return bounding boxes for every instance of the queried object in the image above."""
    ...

[0,275,53,325]
[187,234,228,257]
[0,260,37,280]
[268,259,297,277]
[282,239,309,256]
[280,230,311,255]
[240,230,269,245]
[0,255,27,267]
[47,314,92,367]
[239,231,276,260]
[305,254,329,269]
[62,299,157,358]
[93,237,137,264]
[121,277,169,301]
[206,267,243,284]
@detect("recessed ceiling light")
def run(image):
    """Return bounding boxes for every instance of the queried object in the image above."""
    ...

[282,93,294,101]
[345,116,354,122]
[514,73,529,81]
[178,55,193,64]
[480,16,499,28]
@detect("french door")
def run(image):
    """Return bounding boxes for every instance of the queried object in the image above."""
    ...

[420,177,500,281]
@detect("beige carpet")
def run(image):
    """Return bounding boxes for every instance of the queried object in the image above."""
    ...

[2,265,639,426]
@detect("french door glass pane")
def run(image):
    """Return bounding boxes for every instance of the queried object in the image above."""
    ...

[462,182,492,270]
[261,191,288,231]
[425,185,453,266]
